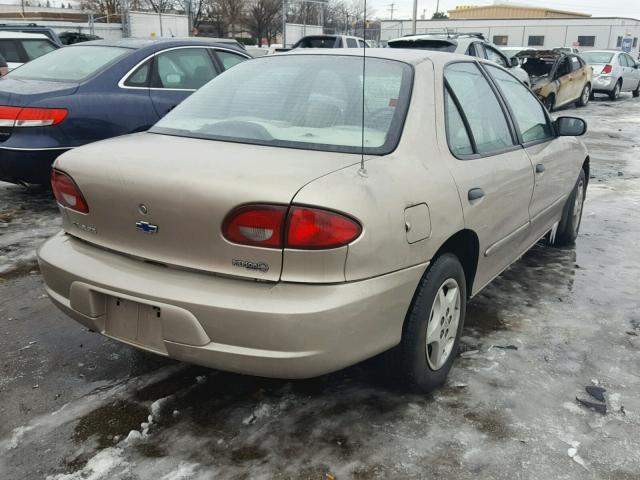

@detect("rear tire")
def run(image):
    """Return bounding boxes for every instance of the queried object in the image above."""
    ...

[633,81,640,98]
[394,254,466,393]
[551,169,586,247]
[576,84,590,107]
[609,80,622,100]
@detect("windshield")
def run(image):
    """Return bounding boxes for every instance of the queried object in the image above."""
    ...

[151,55,413,155]
[8,45,129,82]
[388,39,456,52]
[581,52,614,64]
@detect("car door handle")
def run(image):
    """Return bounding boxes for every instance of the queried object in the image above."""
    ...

[468,188,485,202]
[536,163,545,173]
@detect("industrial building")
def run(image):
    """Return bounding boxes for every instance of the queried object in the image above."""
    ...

[381,13,640,57]
[448,4,590,20]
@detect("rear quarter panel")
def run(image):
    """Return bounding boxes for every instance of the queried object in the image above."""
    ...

[289,60,464,282]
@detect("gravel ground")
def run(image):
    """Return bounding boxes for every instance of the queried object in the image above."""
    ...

[1,94,639,480]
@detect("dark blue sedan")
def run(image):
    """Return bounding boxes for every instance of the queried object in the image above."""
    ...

[0,38,250,184]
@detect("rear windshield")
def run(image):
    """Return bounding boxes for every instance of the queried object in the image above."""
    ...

[581,52,614,64]
[151,55,413,155]
[388,39,456,52]
[8,45,129,81]
[294,36,338,48]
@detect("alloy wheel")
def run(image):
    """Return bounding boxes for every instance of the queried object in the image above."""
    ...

[573,178,585,234]
[425,278,461,370]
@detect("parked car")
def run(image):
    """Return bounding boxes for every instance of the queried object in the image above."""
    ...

[387,33,531,87]
[0,23,63,46]
[500,46,538,59]
[58,31,102,45]
[0,53,7,76]
[0,38,250,185]
[38,50,589,393]
[0,31,59,72]
[290,34,370,49]
[517,50,592,110]
[553,47,580,54]
[581,50,640,99]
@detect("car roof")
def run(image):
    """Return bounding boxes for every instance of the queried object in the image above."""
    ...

[0,30,49,39]
[278,48,476,66]
[75,37,246,51]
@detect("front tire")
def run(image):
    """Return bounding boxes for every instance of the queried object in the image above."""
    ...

[551,169,587,246]
[609,80,622,100]
[633,81,640,98]
[576,84,590,107]
[396,254,466,393]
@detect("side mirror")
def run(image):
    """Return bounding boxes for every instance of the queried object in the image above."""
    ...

[510,57,519,68]
[555,117,587,137]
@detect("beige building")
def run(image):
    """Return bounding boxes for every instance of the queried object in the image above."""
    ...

[449,4,591,20]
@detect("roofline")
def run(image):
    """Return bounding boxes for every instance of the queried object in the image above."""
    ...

[380,16,640,23]
[447,3,590,18]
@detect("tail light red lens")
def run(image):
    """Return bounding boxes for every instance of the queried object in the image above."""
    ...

[222,204,361,250]
[602,64,613,74]
[0,105,67,127]
[51,169,89,213]
[222,205,287,248]
[286,207,361,249]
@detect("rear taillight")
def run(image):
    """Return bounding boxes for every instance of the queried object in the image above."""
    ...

[222,205,361,250]
[0,106,67,127]
[602,64,613,74]
[286,207,361,249]
[51,169,89,213]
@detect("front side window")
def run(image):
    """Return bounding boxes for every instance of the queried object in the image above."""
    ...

[154,48,217,89]
[7,45,129,81]
[484,45,508,68]
[347,38,358,48]
[486,65,552,144]
[528,35,544,47]
[20,39,57,61]
[444,62,514,155]
[216,50,247,70]
[151,55,413,155]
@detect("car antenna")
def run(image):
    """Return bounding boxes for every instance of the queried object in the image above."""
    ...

[359,0,368,177]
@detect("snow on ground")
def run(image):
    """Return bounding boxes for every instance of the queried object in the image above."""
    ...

[1,95,639,479]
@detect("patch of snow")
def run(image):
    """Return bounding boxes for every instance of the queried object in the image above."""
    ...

[47,448,129,480]
[160,462,199,480]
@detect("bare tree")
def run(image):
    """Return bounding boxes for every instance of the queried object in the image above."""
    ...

[218,0,245,37]
[245,0,280,46]
[80,0,121,17]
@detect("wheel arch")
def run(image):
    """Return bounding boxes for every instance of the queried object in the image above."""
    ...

[582,156,590,185]
[431,229,479,298]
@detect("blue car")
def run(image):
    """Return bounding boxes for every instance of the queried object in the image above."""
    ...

[0,38,251,185]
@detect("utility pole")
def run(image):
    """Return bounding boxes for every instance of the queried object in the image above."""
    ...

[411,0,417,34]
[387,3,394,20]
[435,0,440,16]
[282,0,287,47]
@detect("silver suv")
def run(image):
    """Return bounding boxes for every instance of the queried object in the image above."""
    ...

[388,32,531,87]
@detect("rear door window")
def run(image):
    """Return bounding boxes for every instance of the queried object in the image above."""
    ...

[0,39,22,63]
[20,39,57,61]
[444,62,514,155]
[153,48,218,90]
[569,56,581,72]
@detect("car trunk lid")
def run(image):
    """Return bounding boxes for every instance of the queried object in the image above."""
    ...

[54,132,360,281]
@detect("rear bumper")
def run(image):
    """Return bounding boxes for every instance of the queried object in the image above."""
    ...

[0,147,68,184]
[592,75,616,92]
[37,232,426,378]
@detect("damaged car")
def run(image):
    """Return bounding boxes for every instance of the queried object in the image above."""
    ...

[517,50,592,111]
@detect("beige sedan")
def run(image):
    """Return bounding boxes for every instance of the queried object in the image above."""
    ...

[38,50,589,392]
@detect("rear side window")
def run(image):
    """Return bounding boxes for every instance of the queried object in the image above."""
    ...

[486,65,552,144]
[124,58,151,87]
[444,62,514,156]
[0,39,21,63]
[8,45,128,81]
[216,50,247,70]
[347,38,358,48]
[444,91,474,155]
[21,39,57,61]
[154,48,217,89]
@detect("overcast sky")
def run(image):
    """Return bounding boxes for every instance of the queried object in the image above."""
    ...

[367,0,640,21]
